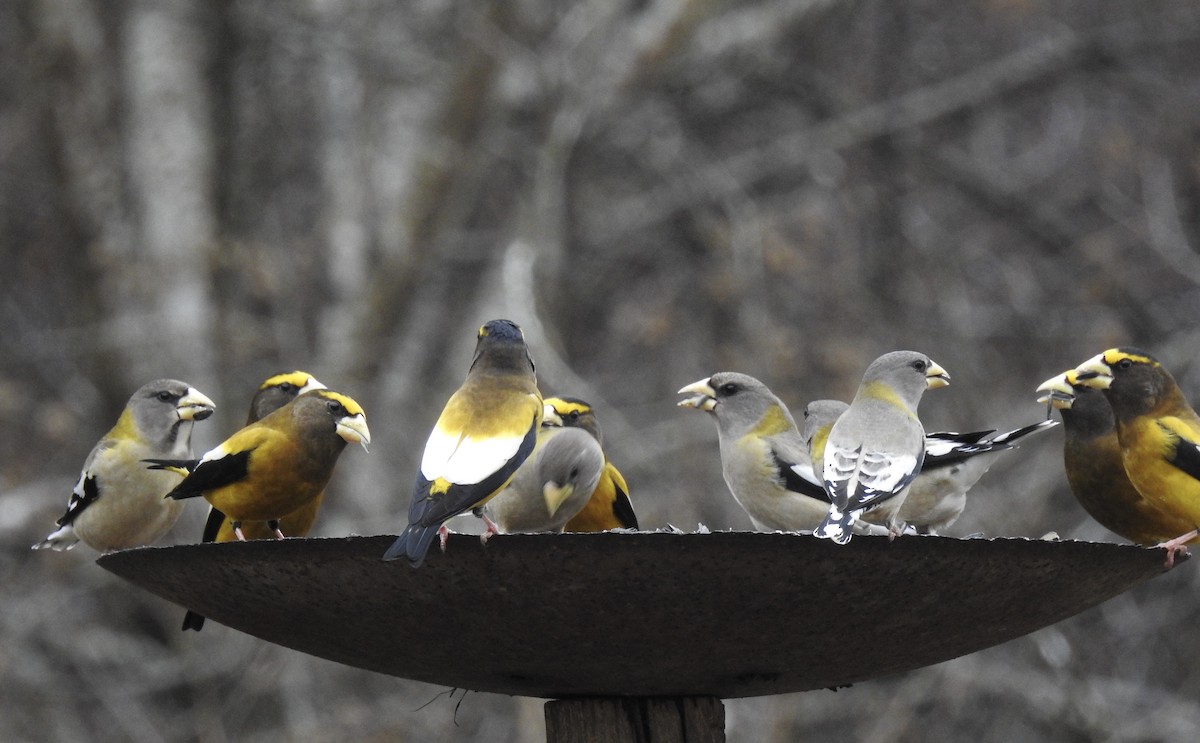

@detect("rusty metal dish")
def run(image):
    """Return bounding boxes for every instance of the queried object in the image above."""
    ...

[98,532,1180,698]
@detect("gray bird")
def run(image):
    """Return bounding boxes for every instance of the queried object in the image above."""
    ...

[678,373,890,535]
[34,379,216,552]
[803,399,1056,534]
[485,405,605,533]
[815,351,950,544]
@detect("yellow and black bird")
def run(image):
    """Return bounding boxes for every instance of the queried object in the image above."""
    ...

[182,371,328,632]
[150,389,369,541]
[204,371,329,544]
[383,319,543,566]
[33,379,216,552]
[543,396,639,532]
[1073,348,1200,563]
[1037,368,1195,545]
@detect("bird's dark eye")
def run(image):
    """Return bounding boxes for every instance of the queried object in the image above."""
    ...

[720,383,738,396]
[278,382,295,392]
[566,411,580,423]
[911,359,928,372]
[327,400,345,415]
[157,391,176,402]
[1116,358,1133,370]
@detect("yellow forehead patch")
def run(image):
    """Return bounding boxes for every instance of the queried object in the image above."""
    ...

[314,389,366,417]
[478,324,488,337]
[260,370,317,390]
[546,398,593,417]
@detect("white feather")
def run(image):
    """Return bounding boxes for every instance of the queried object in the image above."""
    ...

[420,427,526,486]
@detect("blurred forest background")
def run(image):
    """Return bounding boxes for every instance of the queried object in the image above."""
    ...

[4,0,1200,740]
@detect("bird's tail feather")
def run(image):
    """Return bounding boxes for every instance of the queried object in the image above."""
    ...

[382,525,440,566]
[814,507,854,545]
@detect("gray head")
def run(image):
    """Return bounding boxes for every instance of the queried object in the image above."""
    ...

[801,399,849,448]
[126,379,215,449]
[678,372,798,439]
[854,351,950,410]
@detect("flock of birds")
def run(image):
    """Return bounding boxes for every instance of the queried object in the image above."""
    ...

[31,319,1200,630]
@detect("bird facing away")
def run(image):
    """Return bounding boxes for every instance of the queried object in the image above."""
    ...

[815,351,949,544]
[545,396,639,532]
[34,379,216,552]
[153,389,369,538]
[1037,368,1195,545]
[677,373,889,534]
[1073,348,1200,563]
[383,319,543,566]
[484,403,604,533]
[804,399,1056,534]
[182,370,327,632]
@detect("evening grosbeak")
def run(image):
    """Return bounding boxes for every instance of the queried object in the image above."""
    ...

[206,371,329,543]
[815,351,949,544]
[1073,348,1200,563]
[544,396,639,532]
[803,400,1055,534]
[383,319,543,566]
[34,379,215,552]
[484,403,604,533]
[1037,368,1195,545]
[677,373,889,535]
[150,389,369,540]
[182,371,327,632]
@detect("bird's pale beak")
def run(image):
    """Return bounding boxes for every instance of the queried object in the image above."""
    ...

[1035,372,1076,409]
[677,378,717,411]
[543,482,574,517]
[337,414,372,451]
[299,377,327,394]
[542,404,564,427]
[1073,353,1113,390]
[178,388,216,421]
[925,361,951,389]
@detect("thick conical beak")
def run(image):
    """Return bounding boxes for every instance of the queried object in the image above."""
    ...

[178,388,216,421]
[1035,372,1076,409]
[1073,353,1113,390]
[543,482,575,517]
[542,404,564,427]
[337,413,372,451]
[925,361,950,389]
[677,378,717,411]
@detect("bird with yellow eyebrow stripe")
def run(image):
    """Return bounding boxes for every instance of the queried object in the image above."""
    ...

[543,396,639,532]
[1037,368,1195,546]
[1073,348,1200,565]
[383,319,543,566]
[203,371,330,545]
[181,371,328,632]
[815,351,949,543]
[149,389,370,541]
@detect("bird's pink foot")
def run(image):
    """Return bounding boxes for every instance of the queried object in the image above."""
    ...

[1155,528,1199,568]
[438,524,451,552]
[480,514,499,544]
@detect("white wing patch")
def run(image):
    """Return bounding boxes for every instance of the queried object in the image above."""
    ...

[788,462,820,488]
[420,426,526,486]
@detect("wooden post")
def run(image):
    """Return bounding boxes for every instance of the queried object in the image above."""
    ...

[544,697,724,743]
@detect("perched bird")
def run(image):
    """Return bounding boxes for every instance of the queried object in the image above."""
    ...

[383,319,543,566]
[545,396,639,532]
[815,351,950,544]
[183,371,327,632]
[151,389,369,541]
[484,404,604,533]
[1073,348,1200,563]
[207,371,329,543]
[678,373,889,535]
[803,399,1056,534]
[33,379,216,552]
[1037,369,1195,545]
